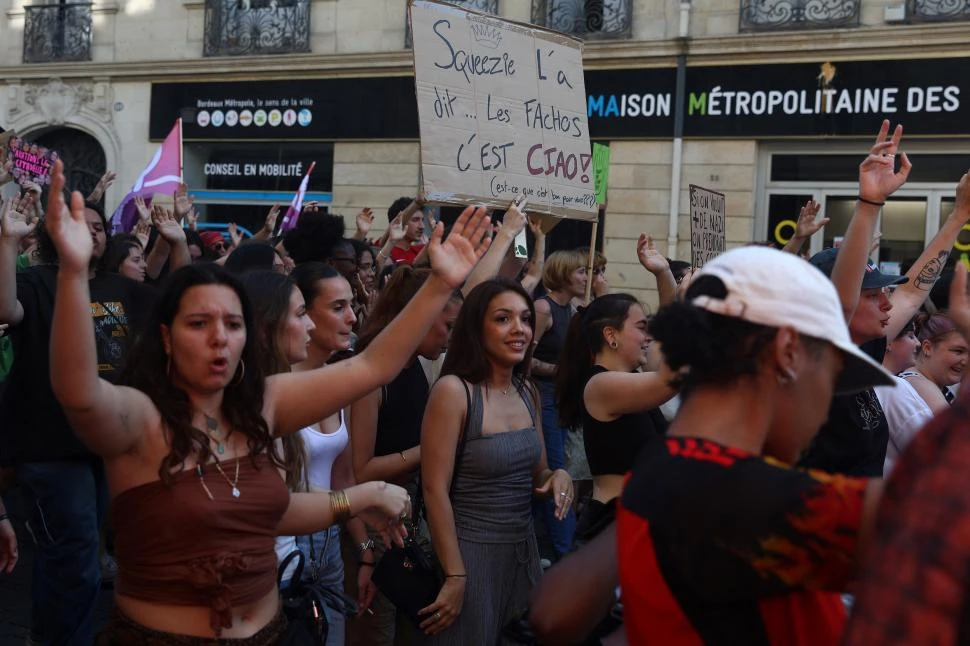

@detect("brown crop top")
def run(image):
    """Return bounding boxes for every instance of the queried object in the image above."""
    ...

[112,453,290,632]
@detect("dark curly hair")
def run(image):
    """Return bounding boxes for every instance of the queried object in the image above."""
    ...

[119,263,284,484]
[649,275,825,399]
[282,212,346,265]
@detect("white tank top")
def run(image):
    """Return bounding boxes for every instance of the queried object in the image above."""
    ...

[299,410,349,491]
[276,411,349,582]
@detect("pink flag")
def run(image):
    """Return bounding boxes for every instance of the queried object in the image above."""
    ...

[110,120,182,234]
[279,161,316,233]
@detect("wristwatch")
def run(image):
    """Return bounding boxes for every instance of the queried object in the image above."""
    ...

[357,538,375,555]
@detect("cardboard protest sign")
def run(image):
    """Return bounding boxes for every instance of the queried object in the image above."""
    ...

[409,0,596,221]
[592,143,610,205]
[5,134,57,188]
[689,184,725,269]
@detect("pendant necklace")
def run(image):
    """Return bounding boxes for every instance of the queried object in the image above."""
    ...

[197,458,241,500]
[203,414,225,455]
[214,458,242,498]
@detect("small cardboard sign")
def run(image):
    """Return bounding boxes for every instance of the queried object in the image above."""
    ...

[409,0,596,221]
[5,133,57,188]
[689,184,726,269]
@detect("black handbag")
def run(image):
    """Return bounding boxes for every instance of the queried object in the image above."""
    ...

[277,534,359,645]
[371,380,473,627]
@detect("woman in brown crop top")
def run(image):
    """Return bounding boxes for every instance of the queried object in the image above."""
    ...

[556,293,677,543]
[43,164,493,643]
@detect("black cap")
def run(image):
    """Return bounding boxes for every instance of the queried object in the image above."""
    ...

[809,247,909,290]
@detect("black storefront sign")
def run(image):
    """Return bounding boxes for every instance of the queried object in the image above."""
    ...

[585,57,970,139]
[151,57,970,143]
[150,77,419,141]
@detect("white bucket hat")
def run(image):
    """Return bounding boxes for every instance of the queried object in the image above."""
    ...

[688,246,894,395]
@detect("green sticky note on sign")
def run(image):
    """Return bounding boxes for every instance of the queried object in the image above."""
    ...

[592,143,610,205]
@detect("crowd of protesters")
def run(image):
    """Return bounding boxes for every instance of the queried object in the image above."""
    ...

[0,118,969,646]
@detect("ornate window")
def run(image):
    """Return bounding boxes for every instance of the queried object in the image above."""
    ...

[908,0,970,22]
[204,0,311,57]
[405,0,499,48]
[531,0,632,39]
[23,2,93,63]
[739,0,860,31]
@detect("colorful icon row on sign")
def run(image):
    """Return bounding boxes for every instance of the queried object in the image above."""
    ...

[196,108,312,128]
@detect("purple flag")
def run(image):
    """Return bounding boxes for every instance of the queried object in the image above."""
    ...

[279,161,316,233]
[110,120,182,234]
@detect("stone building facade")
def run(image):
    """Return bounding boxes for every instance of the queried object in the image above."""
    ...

[2,0,969,306]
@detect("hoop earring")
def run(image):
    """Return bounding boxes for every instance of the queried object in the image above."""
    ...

[777,367,796,386]
[609,340,618,349]
[231,359,246,386]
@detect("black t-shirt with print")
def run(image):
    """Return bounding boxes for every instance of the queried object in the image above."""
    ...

[0,265,154,465]
[797,338,889,477]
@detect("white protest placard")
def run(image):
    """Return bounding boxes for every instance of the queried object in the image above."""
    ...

[689,184,726,268]
[409,0,597,221]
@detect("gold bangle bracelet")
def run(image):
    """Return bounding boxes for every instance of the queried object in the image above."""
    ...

[330,490,352,523]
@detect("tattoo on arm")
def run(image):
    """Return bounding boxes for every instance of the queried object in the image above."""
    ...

[914,251,950,291]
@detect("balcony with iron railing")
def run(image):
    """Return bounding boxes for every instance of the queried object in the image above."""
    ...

[739,0,860,32]
[908,0,970,22]
[204,0,311,57]
[23,2,93,63]
[405,0,498,48]
[532,0,632,39]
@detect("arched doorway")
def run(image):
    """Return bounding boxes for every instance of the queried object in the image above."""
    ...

[32,127,106,202]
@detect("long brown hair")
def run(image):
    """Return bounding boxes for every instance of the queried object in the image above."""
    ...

[440,278,536,389]
[119,264,285,484]
[240,270,309,491]
[356,265,431,352]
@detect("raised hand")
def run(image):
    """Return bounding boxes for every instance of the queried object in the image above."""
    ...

[173,182,193,222]
[794,199,828,239]
[133,195,151,226]
[263,204,280,235]
[0,195,37,242]
[387,213,406,243]
[637,233,669,275]
[151,205,186,244]
[427,205,491,289]
[528,215,546,240]
[45,159,92,273]
[859,120,912,203]
[499,196,528,237]
[184,206,199,231]
[228,222,242,248]
[355,207,374,237]
[88,170,117,203]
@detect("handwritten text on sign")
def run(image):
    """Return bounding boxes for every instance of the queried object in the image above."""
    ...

[409,0,596,221]
[689,185,726,269]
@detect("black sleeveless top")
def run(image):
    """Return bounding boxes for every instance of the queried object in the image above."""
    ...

[532,296,573,378]
[582,366,668,476]
[374,360,429,456]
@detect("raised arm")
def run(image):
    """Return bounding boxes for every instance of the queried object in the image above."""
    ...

[884,171,970,339]
[151,205,192,273]
[584,370,676,421]
[530,298,556,378]
[637,233,677,308]
[47,160,154,458]
[782,199,828,256]
[461,197,526,297]
[831,121,911,322]
[251,204,279,242]
[520,216,546,295]
[266,206,491,436]
[0,197,33,325]
[350,388,420,484]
